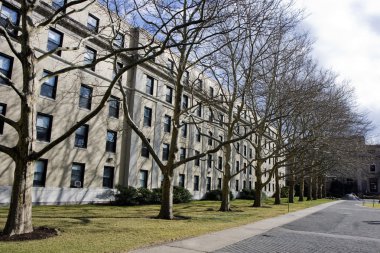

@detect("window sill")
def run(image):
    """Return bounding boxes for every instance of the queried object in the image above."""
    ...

[39,95,56,101]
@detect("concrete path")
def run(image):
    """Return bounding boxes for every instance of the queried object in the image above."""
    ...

[130,200,342,253]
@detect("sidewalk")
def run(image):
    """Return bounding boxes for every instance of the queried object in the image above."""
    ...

[130,200,343,253]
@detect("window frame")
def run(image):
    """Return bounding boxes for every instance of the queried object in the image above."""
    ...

[141,139,150,158]
[162,143,170,161]
[70,162,85,188]
[179,174,185,188]
[79,84,93,110]
[36,113,53,142]
[143,106,152,127]
[33,159,48,187]
[74,124,89,149]
[180,147,186,161]
[0,103,6,135]
[165,86,173,104]
[163,115,171,133]
[84,46,97,71]
[47,28,63,56]
[113,32,124,48]
[0,52,13,84]
[108,95,120,119]
[146,75,154,95]
[0,3,20,36]
[139,170,148,188]
[193,175,199,191]
[40,70,58,99]
[106,130,117,153]
[87,14,99,33]
[103,166,114,188]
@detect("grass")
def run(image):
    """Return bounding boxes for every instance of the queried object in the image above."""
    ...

[0,198,332,253]
[362,200,380,208]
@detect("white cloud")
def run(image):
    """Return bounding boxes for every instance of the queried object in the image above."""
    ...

[296,0,380,142]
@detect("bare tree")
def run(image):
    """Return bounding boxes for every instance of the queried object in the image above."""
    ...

[0,0,215,236]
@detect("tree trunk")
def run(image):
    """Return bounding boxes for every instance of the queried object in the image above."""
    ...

[312,175,318,200]
[288,174,295,203]
[323,177,327,198]
[3,160,34,236]
[299,176,304,202]
[274,168,281,205]
[253,181,262,207]
[307,176,312,201]
[158,173,174,219]
[318,177,323,199]
[219,176,231,211]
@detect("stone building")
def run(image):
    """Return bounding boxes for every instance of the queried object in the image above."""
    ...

[0,0,284,204]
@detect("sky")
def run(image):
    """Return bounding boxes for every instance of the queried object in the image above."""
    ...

[295,0,380,143]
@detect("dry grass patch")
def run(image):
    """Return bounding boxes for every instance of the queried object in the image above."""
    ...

[0,198,332,253]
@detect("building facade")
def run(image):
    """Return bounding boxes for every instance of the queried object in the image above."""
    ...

[0,0,284,204]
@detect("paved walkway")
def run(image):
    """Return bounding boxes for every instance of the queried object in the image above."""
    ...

[131,200,343,253]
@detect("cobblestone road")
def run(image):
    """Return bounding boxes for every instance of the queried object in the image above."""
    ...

[214,201,380,253]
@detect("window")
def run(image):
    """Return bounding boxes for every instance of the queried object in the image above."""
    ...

[206,177,211,191]
[249,148,253,159]
[249,165,252,175]
[181,122,187,138]
[182,95,188,109]
[41,70,58,99]
[207,154,212,168]
[235,161,240,172]
[113,32,124,48]
[208,131,213,146]
[106,130,117,153]
[0,4,20,36]
[139,170,148,188]
[219,135,223,142]
[209,87,214,97]
[243,163,247,174]
[183,70,189,85]
[165,86,173,104]
[243,180,246,189]
[141,139,150,158]
[47,28,63,56]
[218,114,224,127]
[108,96,120,118]
[197,79,203,90]
[370,178,378,192]
[70,163,85,188]
[196,129,201,142]
[113,62,123,80]
[179,174,185,188]
[194,150,200,166]
[208,109,214,122]
[370,164,376,172]
[33,159,47,187]
[162,143,169,161]
[236,143,240,153]
[196,103,202,117]
[0,53,13,84]
[217,178,222,190]
[143,107,152,127]
[168,59,174,74]
[103,166,114,188]
[249,181,252,190]
[180,147,186,161]
[0,103,6,134]
[269,183,271,191]
[87,14,99,32]
[218,156,222,170]
[243,145,247,157]
[36,113,53,142]
[194,175,199,191]
[146,76,154,95]
[79,84,92,110]
[164,115,171,133]
[52,0,66,10]
[74,125,89,148]
[84,46,96,70]
[235,180,239,191]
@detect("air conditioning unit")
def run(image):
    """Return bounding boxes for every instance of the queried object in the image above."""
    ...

[74,181,82,188]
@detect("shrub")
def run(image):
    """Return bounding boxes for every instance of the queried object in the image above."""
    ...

[151,188,162,204]
[280,186,289,198]
[137,187,153,204]
[114,185,139,206]
[239,188,255,200]
[173,186,192,203]
[204,189,234,201]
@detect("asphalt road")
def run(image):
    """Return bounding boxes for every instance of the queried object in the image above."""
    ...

[214,201,380,253]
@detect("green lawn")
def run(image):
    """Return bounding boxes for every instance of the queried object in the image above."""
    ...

[363,201,380,208]
[0,198,332,253]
